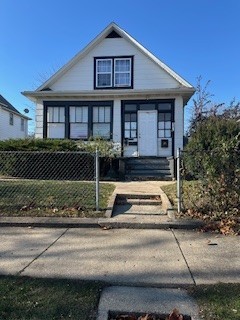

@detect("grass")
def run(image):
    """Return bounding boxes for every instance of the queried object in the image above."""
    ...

[0,180,115,217]
[0,275,104,320]
[161,181,201,210]
[189,283,240,320]
[0,277,239,320]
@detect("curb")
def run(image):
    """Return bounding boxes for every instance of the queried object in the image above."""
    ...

[0,216,204,230]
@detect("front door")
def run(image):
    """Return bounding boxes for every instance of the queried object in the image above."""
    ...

[138,110,157,156]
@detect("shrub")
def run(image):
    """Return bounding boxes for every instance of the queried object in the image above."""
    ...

[184,116,240,216]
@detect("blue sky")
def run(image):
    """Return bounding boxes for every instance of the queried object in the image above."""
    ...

[1,0,239,133]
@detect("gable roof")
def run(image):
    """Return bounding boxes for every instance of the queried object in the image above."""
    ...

[0,94,31,119]
[35,22,194,91]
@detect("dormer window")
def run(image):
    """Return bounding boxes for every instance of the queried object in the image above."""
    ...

[94,56,133,89]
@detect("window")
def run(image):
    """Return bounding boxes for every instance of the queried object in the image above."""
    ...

[70,106,88,139]
[47,107,65,138]
[44,102,113,140]
[124,113,137,138]
[158,113,172,138]
[114,59,131,87]
[95,56,133,89]
[21,118,24,131]
[93,106,111,139]
[9,113,13,125]
[96,59,112,87]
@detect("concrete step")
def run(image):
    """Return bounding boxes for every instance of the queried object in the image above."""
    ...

[125,175,173,181]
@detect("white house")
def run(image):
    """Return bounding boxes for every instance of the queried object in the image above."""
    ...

[0,94,30,140]
[22,23,195,178]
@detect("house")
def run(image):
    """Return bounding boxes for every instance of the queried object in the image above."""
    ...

[0,94,30,140]
[22,22,195,179]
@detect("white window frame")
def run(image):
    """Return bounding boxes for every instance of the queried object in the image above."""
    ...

[114,58,131,87]
[96,59,112,88]
[95,57,132,88]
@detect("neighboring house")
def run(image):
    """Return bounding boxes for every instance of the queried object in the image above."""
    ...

[0,95,30,140]
[22,22,195,178]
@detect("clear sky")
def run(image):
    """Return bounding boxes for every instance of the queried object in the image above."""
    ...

[1,0,239,134]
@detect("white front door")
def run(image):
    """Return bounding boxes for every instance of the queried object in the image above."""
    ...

[138,110,158,156]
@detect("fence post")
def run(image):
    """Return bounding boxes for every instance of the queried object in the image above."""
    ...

[95,148,100,211]
[177,148,181,213]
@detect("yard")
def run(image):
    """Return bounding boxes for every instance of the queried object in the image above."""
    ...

[0,180,115,217]
[161,181,239,235]
[0,276,239,320]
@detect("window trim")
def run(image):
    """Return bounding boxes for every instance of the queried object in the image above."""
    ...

[43,101,113,140]
[94,56,133,89]
[9,112,14,125]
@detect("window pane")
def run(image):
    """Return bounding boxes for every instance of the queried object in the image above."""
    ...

[130,113,137,121]
[165,130,171,137]
[93,123,110,139]
[69,107,76,122]
[158,113,164,121]
[115,59,130,72]
[59,108,65,122]
[93,107,98,122]
[70,123,88,139]
[97,74,111,87]
[82,107,88,122]
[158,129,164,138]
[99,107,105,122]
[125,114,130,121]
[158,122,164,129]
[131,130,137,138]
[97,60,111,72]
[47,107,53,122]
[165,113,171,121]
[104,107,111,122]
[48,123,65,138]
[165,121,171,129]
[115,73,130,86]
[158,103,172,111]
[125,104,137,111]
[125,122,130,130]
[131,122,136,130]
[139,104,155,110]
[125,130,130,138]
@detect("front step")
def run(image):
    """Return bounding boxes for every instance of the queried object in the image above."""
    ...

[113,194,166,216]
[116,194,161,205]
[123,157,174,181]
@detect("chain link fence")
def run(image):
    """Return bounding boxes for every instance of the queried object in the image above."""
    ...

[0,150,101,216]
[176,148,240,216]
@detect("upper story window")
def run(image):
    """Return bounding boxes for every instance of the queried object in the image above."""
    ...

[9,112,14,125]
[95,56,133,89]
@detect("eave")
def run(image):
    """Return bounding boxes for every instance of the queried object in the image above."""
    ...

[22,87,195,106]
[0,105,32,120]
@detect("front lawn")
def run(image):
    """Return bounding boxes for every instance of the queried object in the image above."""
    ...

[189,283,240,320]
[0,276,239,320]
[0,180,115,217]
[0,275,104,320]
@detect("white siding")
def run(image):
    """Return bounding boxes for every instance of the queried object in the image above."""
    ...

[112,99,121,143]
[174,96,184,156]
[51,38,179,91]
[35,100,44,138]
[0,109,28,140]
